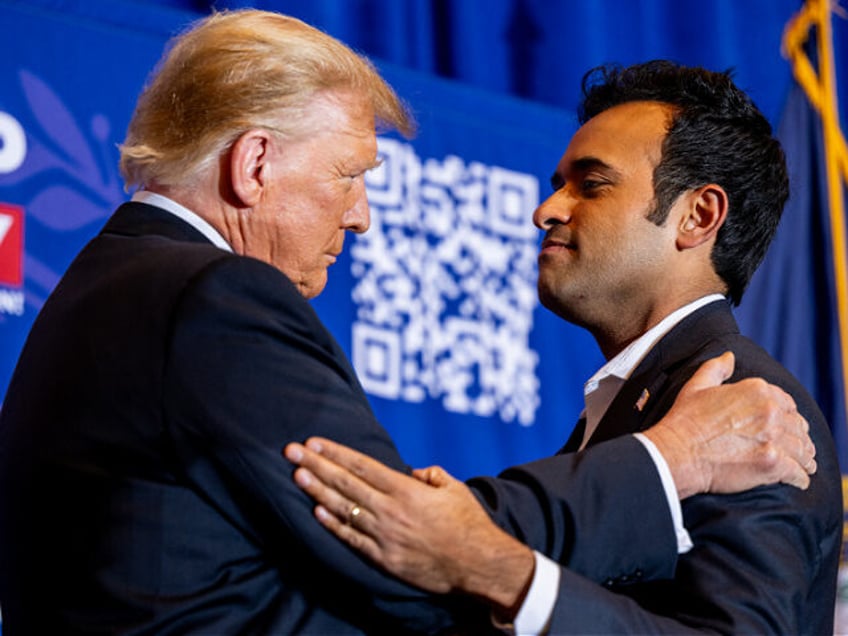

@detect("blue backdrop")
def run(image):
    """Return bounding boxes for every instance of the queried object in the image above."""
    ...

[1,0,846,489]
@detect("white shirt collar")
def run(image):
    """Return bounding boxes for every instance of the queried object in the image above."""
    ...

[131,190,233,253]
[584,294,726,393]
[578,294,726,449]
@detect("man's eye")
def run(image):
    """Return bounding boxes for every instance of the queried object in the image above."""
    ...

[581,179,605,192]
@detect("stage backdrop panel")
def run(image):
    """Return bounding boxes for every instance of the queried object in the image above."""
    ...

[2,0,848,631]
[0,0,601,480]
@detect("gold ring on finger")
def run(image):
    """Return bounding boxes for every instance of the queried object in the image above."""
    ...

[349,504,362,526]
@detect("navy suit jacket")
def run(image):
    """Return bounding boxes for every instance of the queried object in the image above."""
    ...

[0,202,678,634]
[544,300,843,634]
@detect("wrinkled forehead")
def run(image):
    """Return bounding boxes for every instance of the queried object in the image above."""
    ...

[287,90,379,171]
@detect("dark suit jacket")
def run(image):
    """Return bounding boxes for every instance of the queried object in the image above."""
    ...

[0,202,677,634]
[542,300,842,634]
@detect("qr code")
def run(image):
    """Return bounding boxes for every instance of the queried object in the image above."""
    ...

[351,138,540,426]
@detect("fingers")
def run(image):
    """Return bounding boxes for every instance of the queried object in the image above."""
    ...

[412,465,453,488]
[284,447,388,559]
[737,377,798,421]
[774,413,816,478]
[758,443,812,490]
[285,441,382,512]
[291,463,361,520]
[746,394,816,480]
[681,351,735,394]
[290,437,404,494]
[794,415,816,474]
[311,502,384,563]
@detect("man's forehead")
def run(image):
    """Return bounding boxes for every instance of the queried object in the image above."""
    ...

[561,101,671,170]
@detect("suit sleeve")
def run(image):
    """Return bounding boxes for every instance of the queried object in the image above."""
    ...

[543,362,843,635]
[161,255,686,629]
[468,435,678,585]
[161,256,468,633]
[545,477,841,634]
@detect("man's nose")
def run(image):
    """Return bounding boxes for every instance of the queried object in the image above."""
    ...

[345,187,371,234]
[532,191,573,230]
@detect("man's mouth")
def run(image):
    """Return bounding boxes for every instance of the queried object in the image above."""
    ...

[539,237,576,255]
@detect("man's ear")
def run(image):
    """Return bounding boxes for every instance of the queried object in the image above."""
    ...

[676,184,728,250]
[229,129,272,207]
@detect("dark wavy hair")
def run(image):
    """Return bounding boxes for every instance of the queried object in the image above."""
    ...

[578,60,789,305]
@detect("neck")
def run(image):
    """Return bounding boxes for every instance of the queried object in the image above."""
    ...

[147,182,243,250]
[592,291,723,360]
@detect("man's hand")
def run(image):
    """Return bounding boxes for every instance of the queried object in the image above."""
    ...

[284,439,535,617]
[643,351,816,499]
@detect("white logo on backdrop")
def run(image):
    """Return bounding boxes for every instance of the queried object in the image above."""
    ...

[0,112,26,174]
[353,138,541,425]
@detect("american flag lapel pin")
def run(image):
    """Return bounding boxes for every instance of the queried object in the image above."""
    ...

[635,388,650,412]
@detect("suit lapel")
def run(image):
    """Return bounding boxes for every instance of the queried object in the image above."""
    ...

[557,416,587,454]
[587,361,670,446]
[584,300,740,448]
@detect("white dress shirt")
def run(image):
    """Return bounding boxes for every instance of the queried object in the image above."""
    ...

[131,190,233,252]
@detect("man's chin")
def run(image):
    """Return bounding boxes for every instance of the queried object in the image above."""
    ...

[302,271,329,300]
[537,285,585,325]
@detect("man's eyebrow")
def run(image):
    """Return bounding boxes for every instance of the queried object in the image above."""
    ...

[571,156,621,178]
[550,155,622,190]
[550,172,564,190]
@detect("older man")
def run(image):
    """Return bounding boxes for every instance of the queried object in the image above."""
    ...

[0,12,816,635]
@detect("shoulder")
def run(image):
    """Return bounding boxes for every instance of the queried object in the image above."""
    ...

[177,253,327,337]
[690,333,820,420]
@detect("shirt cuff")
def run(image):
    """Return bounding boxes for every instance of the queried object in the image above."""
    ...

[634,432,693,554]
[497,551,559,635]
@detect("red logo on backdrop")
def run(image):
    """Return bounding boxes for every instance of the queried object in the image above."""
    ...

[0,203,24,287]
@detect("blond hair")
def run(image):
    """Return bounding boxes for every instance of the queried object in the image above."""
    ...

[119,10,414,189]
